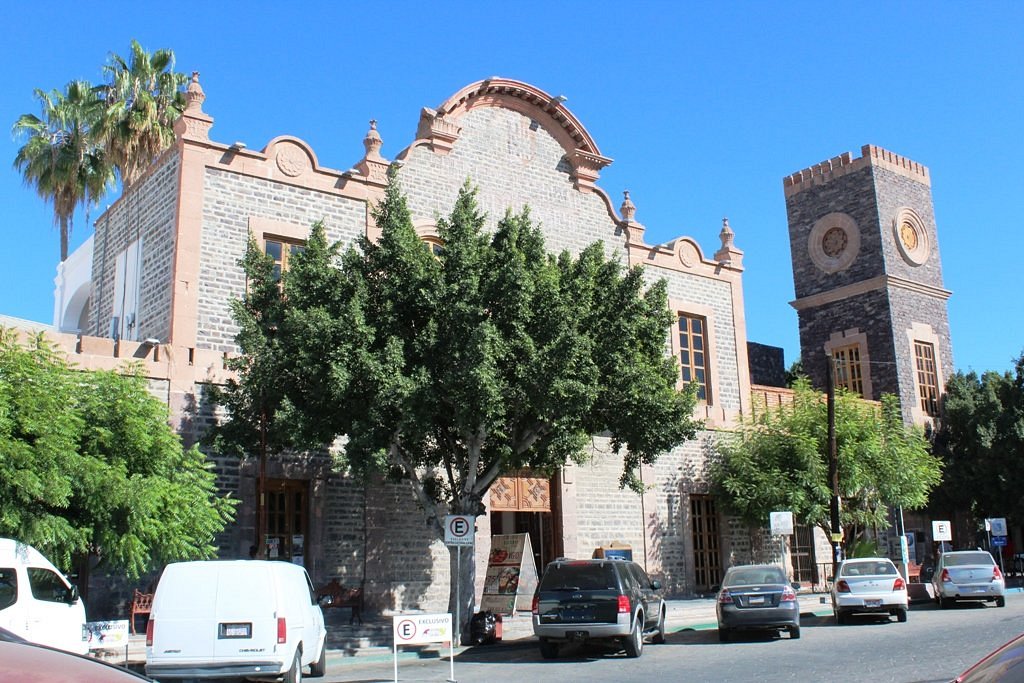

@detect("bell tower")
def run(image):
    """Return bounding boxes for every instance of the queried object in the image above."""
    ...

[783,145,954,426]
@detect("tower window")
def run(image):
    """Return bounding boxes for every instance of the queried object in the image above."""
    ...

[678,313,711,402]
[914,341,940,416]
[832,344,865,397]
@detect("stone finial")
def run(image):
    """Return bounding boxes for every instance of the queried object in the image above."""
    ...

[714,216,744,269]
[363,119,383,161]
[620,190,636,222]
[184,71,206,113]
[719,217,734,249]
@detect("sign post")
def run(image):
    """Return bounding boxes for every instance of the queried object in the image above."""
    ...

[445,514,474,646]
[770,511,794,580]
[989,518,1008,574]
[393,613,455,683]
[932,520,952,555]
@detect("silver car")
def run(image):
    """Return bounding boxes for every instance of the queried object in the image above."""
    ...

[831,557,909,624]
[932,550,1006,608]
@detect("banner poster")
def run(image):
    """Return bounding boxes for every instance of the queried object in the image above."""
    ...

[479,533,538,615]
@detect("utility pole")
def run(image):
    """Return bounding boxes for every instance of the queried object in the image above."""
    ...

[825,352,842,577]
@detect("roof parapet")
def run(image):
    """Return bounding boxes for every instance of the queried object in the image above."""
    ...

[783,144,930,197]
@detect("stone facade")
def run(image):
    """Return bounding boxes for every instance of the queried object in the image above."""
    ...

[42,76,777,616]
[784,145,954,426]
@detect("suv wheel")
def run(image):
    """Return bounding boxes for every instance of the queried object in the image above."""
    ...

[623,613,644,658]
[652,607,666,644]
[996,596,1006,608]
[539,638,559,660]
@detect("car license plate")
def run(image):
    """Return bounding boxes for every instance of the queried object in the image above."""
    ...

[864,599,881,608]
[219,623,252,639]
[749,595,765,605]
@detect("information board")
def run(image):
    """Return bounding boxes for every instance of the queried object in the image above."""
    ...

[479,533,538,615]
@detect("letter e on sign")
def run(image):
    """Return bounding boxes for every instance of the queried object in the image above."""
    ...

[445,515,474,546]
[932,520,952,542]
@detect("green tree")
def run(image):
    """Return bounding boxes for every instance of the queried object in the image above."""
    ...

[12,80,113,261]
[0,329,236,590]
[220,172,699,637]
[933,354,1024,533]
[96,39,187,187]
[711,379,942,549]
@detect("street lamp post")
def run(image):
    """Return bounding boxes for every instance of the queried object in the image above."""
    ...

[825,352,842,576]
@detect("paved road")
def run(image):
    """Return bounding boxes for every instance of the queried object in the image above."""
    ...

[319,594,1023,682]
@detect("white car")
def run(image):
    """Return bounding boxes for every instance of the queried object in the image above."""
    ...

[831,557,908,624]
[931,550,1006,608]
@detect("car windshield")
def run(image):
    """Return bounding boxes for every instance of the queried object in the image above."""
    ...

[724,567,785,586]
[540,563,617,590]
[841,561,897,577]
[943,552,993,567]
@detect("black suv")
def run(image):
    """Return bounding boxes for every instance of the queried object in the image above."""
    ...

[531,558,666,659]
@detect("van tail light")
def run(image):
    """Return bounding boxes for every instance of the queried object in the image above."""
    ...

[836,580,851,593]
[781,586,797,602]
[893,577,906,591]
[717,589,733,604]
[617,595,631,614]
[993,566,1003,581]
[531,595,539,614]
[940,568,951,583]
[145,620,154,647]
[277,617,287,644]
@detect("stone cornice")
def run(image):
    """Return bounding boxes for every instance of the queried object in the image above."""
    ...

[790,274,952,311]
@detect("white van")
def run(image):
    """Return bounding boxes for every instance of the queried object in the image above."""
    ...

[146,560,327,682]
[0,538,88,654]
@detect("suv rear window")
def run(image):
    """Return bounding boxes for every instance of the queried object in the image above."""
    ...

[540,563,618,590]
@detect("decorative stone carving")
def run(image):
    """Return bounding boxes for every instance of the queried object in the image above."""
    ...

[892,207,930,266]
[355,120,389,187]
[173,71,213,142]
[714,217,744,268]
[620,190,636,222]
[808,212,860,274]
[416,107,462,155]
[678,240,700,268]
[276,143,309,177]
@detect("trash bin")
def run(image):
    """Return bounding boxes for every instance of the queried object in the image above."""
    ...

[469,610,500,645]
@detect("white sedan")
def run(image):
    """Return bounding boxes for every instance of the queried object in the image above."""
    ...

[831,557,909,624]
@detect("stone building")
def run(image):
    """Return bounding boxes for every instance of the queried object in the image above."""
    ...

[46,75,790,615]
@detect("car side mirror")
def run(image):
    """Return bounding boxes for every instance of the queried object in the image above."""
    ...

[791,582,801,592]
[318,594,334,608]
[65,585,80,604]
[650,580,662,590]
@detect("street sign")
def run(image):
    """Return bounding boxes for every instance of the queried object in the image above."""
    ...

[392,613,454,683]
[990,518,1008,537]
[932,520,952,542]
[992,535,1008,547]
[770,511,794,536]
[444,514,474,546]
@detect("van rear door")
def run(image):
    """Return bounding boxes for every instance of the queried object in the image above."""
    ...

[150,564,220,662]
[212,564,277,661]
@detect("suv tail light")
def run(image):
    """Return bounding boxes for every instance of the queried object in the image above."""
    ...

[532,594,539,614]
[145,620,154,647]
[617,595,631,614]
[993,566,1003,581]
[940,568,951,583]
[277,617,287,644]
[893,577,906,591]
[717,589,733,604]
[836,580,851,593]
[781,586,797,602]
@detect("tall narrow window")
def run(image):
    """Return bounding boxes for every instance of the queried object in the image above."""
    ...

[265,236,305,280]
[690,495,722,591]
[678,314,710,402]
[914,341,940,416]
[832,344,864,397]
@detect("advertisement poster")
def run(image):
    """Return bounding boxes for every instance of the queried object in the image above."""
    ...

[479,533,538,615]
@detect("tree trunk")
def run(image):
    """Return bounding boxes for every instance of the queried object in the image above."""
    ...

[447,534,477,645]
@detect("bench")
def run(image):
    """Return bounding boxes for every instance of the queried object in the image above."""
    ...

[130,589,153,634]
[316,579,363,624]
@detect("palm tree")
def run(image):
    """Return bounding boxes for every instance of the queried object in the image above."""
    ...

[97,39,187,187]
[13,81,113,262]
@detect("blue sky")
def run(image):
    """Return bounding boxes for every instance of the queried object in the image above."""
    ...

[2,1,1021,374]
